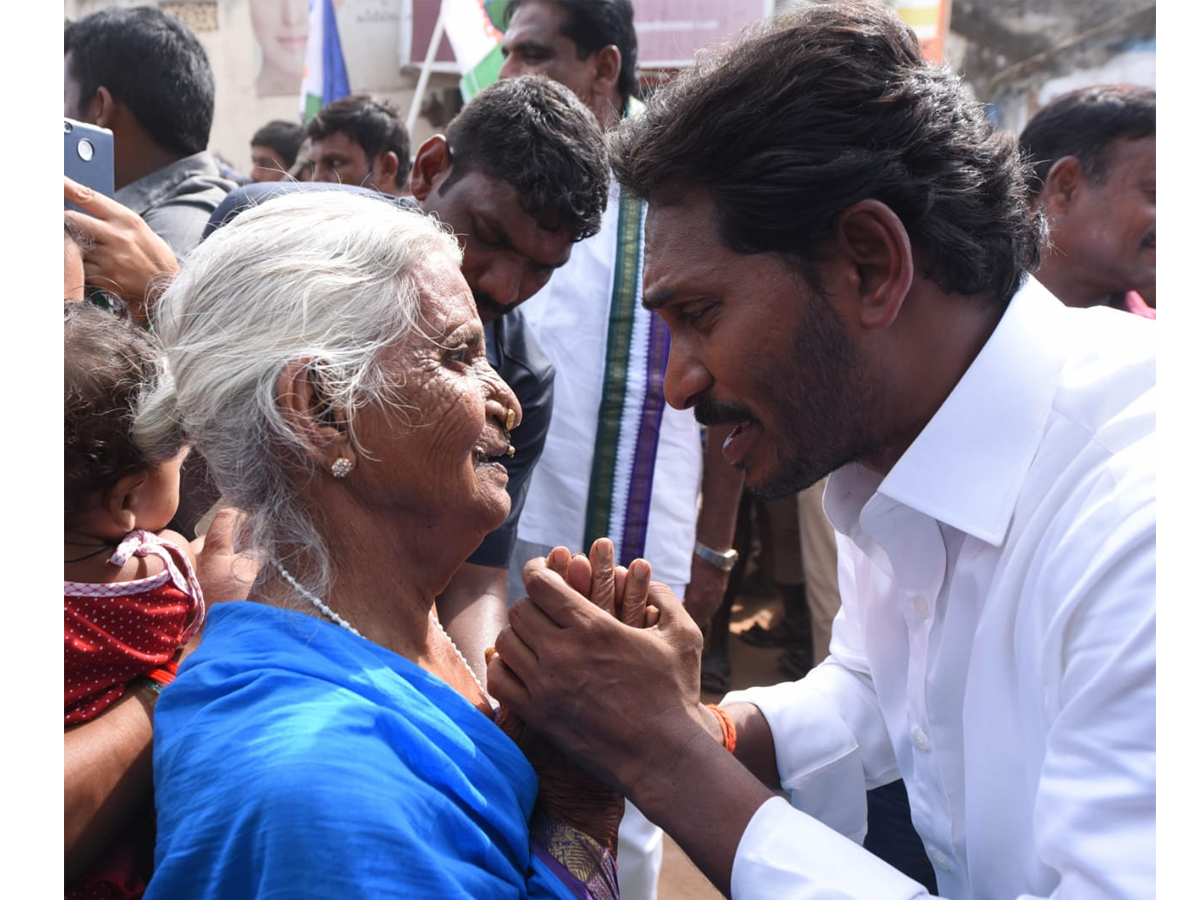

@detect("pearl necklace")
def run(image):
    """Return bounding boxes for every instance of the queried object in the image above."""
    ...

[273,560,486,695]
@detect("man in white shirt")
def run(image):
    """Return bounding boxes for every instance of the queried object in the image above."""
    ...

[486,3,1155,898]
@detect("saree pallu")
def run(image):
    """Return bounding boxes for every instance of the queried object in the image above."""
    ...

[146,603,614,899]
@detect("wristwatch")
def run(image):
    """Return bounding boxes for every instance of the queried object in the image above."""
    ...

[693,540,739,573]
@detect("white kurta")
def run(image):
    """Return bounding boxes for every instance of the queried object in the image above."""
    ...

[515,181,703,589]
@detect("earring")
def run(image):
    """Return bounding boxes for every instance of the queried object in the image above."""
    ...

[505,408,516,432]
[331,457,354,478]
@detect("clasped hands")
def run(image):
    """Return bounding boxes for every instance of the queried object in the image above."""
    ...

[488,538,710,846]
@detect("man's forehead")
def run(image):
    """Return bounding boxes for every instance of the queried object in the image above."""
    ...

[646,190,715,249]
[445,170,572,263]
[504,0,570,44]
[311,131,364,155]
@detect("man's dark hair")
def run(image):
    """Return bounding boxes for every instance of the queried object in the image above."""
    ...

[506,0,639,105]
[306,95,412,189]
[64,6,214,157]
[611,0,1043,308]
[251,120,307,169]
[1018,84,1156,195]
[443,76,609,242]
[65,302,165,512]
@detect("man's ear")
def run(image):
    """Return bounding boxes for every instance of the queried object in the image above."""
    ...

[409,135,452,203]
[832,199,914,332]
[1041,155,1085,216]
[89,86,117,130]
[275,359,355,471]
[104,469,149,534]
[374,150,401,193]
[591,45,621,101]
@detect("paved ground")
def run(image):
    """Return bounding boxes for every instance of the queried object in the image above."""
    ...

[655,589,790,899]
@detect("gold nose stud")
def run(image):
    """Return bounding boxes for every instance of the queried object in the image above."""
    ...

[505,408,516,432]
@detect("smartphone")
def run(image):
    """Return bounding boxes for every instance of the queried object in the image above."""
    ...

[64,117,114,211]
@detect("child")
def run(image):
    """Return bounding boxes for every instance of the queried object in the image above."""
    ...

[64,302,205,900]
[65,301,205,722]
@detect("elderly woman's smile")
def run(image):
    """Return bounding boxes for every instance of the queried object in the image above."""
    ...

[350,255,520,536]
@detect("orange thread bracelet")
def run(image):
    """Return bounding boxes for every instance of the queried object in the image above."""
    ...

[706,703,737,753]
[144,659,179,687]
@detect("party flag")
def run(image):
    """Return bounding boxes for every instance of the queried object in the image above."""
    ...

[300,0,352,122]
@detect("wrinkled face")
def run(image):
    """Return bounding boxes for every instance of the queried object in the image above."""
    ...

[499,0,596,106]
[350,255,520,533]
[416,169,572,323]
[309,132,376,189]
[250,144,290,182]
[644,191,886,498]
[1056,135,1156,300]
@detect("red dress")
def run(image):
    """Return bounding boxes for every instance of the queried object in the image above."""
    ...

[65,530,205,725]
[64,530,205,900]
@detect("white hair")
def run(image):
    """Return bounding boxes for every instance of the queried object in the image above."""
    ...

[135,191,463,597]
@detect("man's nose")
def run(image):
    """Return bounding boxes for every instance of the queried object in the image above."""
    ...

[480,260,523,309]
[662,338,712,410]
[498,56,526,81]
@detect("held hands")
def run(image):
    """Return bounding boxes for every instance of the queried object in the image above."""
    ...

[489,539,645,854]
[64,176,179,327]
[487,539,708,808]
[542,539,658,628]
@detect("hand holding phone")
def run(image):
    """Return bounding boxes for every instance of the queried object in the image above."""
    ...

[64,176,179,326]
[65,118,114,211]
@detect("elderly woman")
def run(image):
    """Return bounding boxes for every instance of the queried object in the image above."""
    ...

[134,192,621,898]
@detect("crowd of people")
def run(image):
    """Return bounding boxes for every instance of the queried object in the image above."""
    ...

[64,1,1155,898]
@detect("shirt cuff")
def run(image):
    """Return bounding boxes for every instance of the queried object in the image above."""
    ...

[732,796,932,900]
[723,678,869,842]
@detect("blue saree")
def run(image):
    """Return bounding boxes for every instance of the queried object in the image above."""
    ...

[145,603,604,899]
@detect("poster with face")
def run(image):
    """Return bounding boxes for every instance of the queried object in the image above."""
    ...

[251,0,309,96]
[251,0,406,97]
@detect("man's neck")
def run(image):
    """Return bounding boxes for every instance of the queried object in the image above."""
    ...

[112,115,193,192]
[593,91,626,131]
[1033,256,1118,310]
[863,283,1008,475]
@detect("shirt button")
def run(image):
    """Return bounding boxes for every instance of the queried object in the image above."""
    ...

[914,596,930,619]
[932,850,952,871]
[912,727,931,751]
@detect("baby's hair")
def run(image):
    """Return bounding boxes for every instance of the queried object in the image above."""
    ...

[64,302,170,513]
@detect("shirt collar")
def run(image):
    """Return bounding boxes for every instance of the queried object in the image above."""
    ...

[827,276,1069,547]
[115,151,219,216]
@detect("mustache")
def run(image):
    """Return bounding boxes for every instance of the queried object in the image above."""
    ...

[694,397,757,427]
[473,289,513,319]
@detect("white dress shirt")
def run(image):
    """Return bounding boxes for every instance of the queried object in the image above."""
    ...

[725,277,1155,899]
